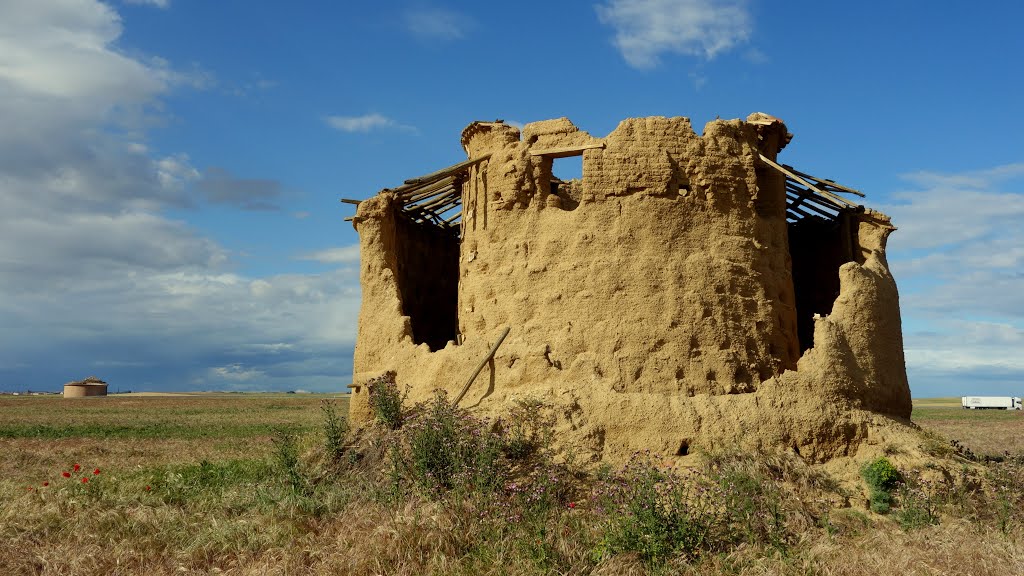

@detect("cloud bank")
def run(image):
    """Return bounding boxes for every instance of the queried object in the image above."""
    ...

[882,163,1024,396]
[0,0,359,392]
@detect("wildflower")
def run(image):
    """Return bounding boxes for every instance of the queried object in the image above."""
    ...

[81,477,89,484]
[145,485,151,491]
[93,468,101,475]
[42,481,49,487]
[73,464,81,472]
[62,471,71,478]
[568,501,577,509]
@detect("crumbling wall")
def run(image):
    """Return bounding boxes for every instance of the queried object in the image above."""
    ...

[349,114,912,464]
[458,116,798,396]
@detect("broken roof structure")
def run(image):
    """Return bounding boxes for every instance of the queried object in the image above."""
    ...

[344,113,911,463]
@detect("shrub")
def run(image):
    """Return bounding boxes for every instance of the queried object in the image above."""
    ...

[716,461,788,549]
[272,428,307,494]
[501,397,555,460]
[320,399,349,459]
[861,457,901,514]
[400,390,503,495]
[595,452,723,566]
[367,371,406,429]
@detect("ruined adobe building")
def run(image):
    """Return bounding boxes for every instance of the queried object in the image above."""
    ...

[346,113,912,463]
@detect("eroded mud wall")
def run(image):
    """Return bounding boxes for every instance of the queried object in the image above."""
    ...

[458,117,799,396]
[349,114,913,463]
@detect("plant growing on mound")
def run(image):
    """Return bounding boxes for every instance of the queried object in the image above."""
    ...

[399,390,503,495]
[320,399,349,459]
[861,457,901,514]
[367,371,406,429]
[272,428,308,494]
[594,452,724,565]
[894,472,940,530]
[501,397,556,460]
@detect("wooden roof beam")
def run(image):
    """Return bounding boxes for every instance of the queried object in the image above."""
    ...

[529,142,605,158]
[760,153,857,207]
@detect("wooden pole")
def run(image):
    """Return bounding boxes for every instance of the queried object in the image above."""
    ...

[453,327,511,407]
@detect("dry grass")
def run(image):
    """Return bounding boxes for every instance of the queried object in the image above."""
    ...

[1,394,1023,575]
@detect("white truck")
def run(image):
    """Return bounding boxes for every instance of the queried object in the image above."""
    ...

[961,396,1023,410]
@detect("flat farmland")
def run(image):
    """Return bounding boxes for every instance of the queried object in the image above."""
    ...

[912,397,1024,457]
[0,394,346,486]
[1,393,1022,576]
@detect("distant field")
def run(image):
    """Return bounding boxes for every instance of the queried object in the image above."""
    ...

[0,394,347,486]
[912,397,1024,457]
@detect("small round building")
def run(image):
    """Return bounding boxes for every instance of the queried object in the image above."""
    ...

[346,113,912,463]
[64,377,108,398]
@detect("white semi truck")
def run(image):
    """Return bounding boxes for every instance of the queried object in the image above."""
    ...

[961,396,1023,410]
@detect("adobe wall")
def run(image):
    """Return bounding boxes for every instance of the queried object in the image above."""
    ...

[348,114,912,464]
[63,384,107,398]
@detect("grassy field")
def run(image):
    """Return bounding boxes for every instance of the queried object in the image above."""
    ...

[1,393,1022,575]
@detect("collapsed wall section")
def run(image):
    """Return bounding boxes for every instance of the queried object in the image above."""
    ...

[788,211,858,352]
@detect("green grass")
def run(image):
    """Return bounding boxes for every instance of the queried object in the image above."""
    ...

[0,422,308,440]
[0,395,339,440]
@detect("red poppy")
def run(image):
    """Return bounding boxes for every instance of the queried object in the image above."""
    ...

[568,502,576,509]
[145,485,151,491]
[73,464,81,472]
[81,477,88,484]
[93,468,100,475]
[42,481,49,487]
[62,471,71,478]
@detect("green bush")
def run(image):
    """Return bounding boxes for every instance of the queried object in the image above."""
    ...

[367,371,406,429]
[861,457,901,514]
[502,397,555,460]
[717,463,787,549]
[320,399,349,459]
[595,452,722,566]
[400,390,503,495]
[272,428,307,494]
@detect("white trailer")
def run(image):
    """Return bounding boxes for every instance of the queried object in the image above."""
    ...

[961,396,1023,410]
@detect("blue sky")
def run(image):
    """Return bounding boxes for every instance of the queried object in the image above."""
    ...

[1,0,1022,397]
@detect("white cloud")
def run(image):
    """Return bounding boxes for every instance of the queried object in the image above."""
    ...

[325,113,402,133]
[155,154,200,191]
[0,0,361,393]
[299,245,361,264]
[403,7,473,41]
[881,163,1024,395]
[596,0,751,68]
[124,0,170,8]
[883,163,1024,251]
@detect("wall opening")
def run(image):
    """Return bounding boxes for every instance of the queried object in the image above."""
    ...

[787,211,858,352]
[393,213,460,351]
[548,155,583,210]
